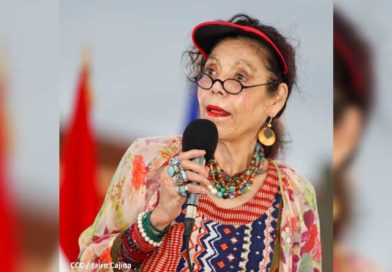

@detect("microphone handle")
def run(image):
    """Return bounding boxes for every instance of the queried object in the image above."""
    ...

[185,156,205,219]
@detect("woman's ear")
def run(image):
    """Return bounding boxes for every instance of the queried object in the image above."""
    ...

[265,83,289,117]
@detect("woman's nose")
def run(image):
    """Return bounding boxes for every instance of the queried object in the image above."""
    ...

[210,80,226,95]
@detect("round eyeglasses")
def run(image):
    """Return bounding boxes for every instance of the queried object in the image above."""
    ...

[194,73,279,95]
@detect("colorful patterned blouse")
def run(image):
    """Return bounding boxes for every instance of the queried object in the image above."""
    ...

[75,136,322,272]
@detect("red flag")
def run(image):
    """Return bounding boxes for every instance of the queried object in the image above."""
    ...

[60,54,99,262]
[0,60,18,271]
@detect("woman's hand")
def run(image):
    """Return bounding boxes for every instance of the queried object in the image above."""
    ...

[150,149,210,231]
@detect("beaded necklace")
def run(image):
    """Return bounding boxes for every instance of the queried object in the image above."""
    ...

[206,142,265,199]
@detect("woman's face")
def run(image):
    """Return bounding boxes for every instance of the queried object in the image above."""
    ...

[198,37,282,142]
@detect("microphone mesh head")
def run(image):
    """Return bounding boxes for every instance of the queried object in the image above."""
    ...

[182,119,218,161]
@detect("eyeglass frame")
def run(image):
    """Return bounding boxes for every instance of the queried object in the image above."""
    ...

[193,72,281,95]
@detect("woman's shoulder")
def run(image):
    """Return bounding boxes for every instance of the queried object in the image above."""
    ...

[269,159,317,207]
[125,135,182,154]
[121,135,183,167]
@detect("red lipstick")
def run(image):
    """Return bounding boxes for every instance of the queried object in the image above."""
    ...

[207,105,230,117]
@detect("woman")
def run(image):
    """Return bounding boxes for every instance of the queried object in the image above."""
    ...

[75,14,322,271]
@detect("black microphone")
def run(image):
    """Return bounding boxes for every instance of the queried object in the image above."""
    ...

[182,119,218,271]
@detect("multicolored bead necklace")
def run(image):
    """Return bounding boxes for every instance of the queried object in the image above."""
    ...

[206,142,265,199]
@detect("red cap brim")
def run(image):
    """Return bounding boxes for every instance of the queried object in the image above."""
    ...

[192,21,288,75]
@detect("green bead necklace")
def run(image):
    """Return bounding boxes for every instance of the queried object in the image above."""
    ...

[206,142,265,199]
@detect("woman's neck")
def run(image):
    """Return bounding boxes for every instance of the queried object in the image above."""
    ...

[213,136,258,176]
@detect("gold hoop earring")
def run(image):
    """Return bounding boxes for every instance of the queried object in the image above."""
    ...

[258,117,276,146]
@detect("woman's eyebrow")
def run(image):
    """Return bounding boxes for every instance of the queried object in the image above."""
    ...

[208,55,256,73]
[234,59,256,72]
[207,54,220,65]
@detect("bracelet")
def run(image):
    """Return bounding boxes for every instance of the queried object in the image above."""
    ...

[121,241,145,262]
[141,212,165,242]
[119,225,157,268]
[137,212,163,247]
[132,222,155,252]
[124,227,154,257]
[120,244,143,267]
[146,210,170,235]
[124,227,143,254]
[141,213,162,243]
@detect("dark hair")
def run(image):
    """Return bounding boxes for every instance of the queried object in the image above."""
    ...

[184,13,297,159]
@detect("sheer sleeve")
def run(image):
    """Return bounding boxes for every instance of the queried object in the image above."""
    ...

[73,137,180,271]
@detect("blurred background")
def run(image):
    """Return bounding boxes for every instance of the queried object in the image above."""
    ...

[1,0,58,271]
[332,1,392,271]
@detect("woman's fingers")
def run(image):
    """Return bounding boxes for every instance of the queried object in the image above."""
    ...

[162,166,208,190]
[185,183,208,195]
[184,171,210,187]
[181,160,209,178]
[163,150,213,200]
[178,149,206,161]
